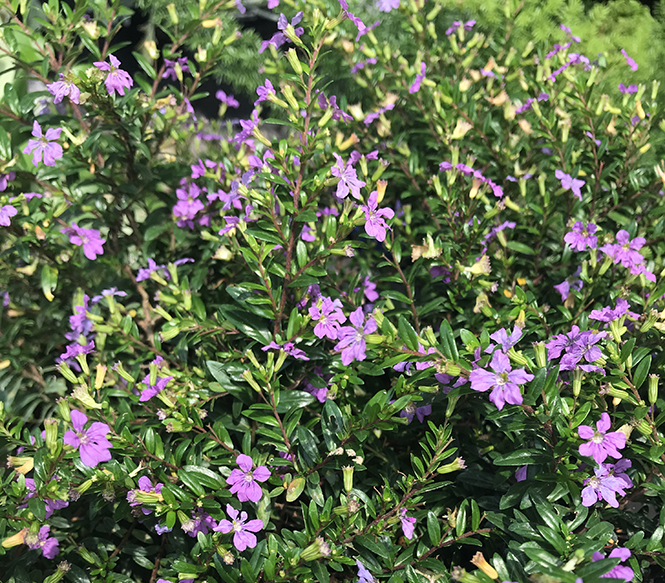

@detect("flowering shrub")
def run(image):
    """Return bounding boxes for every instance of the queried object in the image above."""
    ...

[2,0,665,582]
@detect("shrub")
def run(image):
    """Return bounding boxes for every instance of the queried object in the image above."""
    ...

[1,0,665,582]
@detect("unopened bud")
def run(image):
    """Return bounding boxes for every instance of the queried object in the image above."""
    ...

[451,566,482,583]
[71,385,102,409]
[470,552,499,580]
[8,456,34,474]
[242,369,262,392]
[44,418,59,453]
[508,347,528,367]
[342,465,354,492]
[617,423,634,440]
[144,40,159,60]
[78,545,97,564]
[58,362,79,383]
[112,362,135,383]
[300,537,331,561]
[196,46,207,62]
[94,364,107,389]
[166,3,179,24]
[634,418,651,437]
[641,309,659,333]
[649,374,659,404]
[437,457,466,474]
[153,305,173,321]
[57,398,71,422]
[533,342,547,368]
[2,528,27,548]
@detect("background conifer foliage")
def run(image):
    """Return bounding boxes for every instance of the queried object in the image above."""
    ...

[3,0,665,582]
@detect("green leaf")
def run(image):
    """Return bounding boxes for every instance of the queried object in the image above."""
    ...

[275,390,316,413]
[494,449,550,466]
[217,306,272,344]
[286,477,306,502]
[506,241,536,255]
[439,319,458,360]
[179,466,222,495]
[426,511,441,545]
[398,316,419,351]
[633,355,651,390]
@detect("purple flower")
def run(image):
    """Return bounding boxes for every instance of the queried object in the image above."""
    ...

[255,79,275,106]
[357,560,377,583]
[545,325,587,359]
[486,326,522,353]
[362,191,394,242]
[65,294,93,341]
[564,222,597,251]
[400,401,432,424]
[334,307,377,365]
[555,170,585,201]
[600,230,646,270]
[91,287,128,304]
[0,170,15,191]
[445,20,475,36]
[162,57,190,80]
[409,62,426,94]
[559,329,606,371]
[137,258,169,282]
[377,0,399,12]
[233,109,260,143]
[283,342,309,361]
[621,49,638,71]
[0,204,17,226]
[23,121,63,167]
[226,454,271,503]
[182,510,217,537]
[578,412,626,464]
[590,298,638,323]
[61,223,106,260]
[362,275,379,303]
[214,504,264,551]
[22,478,69,519]
[47,74,81,104]
[331,153,365,200]
[310,297,347,340]
[26,525,59,559]
[515,466,528,482]
[94,55,134,96]
[619,83,638,94]
[581,463,629,507]
[469,351,534,411]
[216,90,240,108]
[63,410,112,467]
[301,224,316,242]
[592,547,634,581]
[318,93,353,123]
[139,374,173,402]
[399,508,416,539]
[127,476,164,514]
[59,341,95,362]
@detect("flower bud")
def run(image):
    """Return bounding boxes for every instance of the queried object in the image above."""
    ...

[78,545,97,564]
[507,347,528,367]
[144,40,159,60]
[649,374,659,404]
[196,46,207,62]
[532,342,547,368]
[58,362,79,383]
[572,368,583,397]
[44,418,59,454]
[166,3,179,24]
[470,552,499,580]
[437,457,466,474]
[605,384,630,402]
[451,567,482,583]
[242,369,263,392]
[71,385,102,409]
[342,465,354,492]
[8,456,33,474]
[2,528,27,548]
[635,419,651,437]
[76,479,93,495]
[112,362,135,383]
[153,305,173,321]
[300,537,331,561]
[94,364,107,390]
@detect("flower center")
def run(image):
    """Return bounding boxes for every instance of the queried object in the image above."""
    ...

[495,372,509,386]
[244,472,254,483]
[591,431,604,444]
[232,519,242,532]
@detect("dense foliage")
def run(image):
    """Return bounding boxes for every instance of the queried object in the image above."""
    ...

[2,0,665,582]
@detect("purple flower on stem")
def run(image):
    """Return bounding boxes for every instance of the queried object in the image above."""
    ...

[61,223,106,260]
[47,74,81,104]
[621,49,638,71]
[182,510,217,537]
[334,307,377,365]
[564,222,597,251]
[0,204,17,226]
[619,83,638,94]
[559,329,606,371]
[400,401,432,424]
[581,463,629,507]
[0,170,15,191]
[226,454,271,503]
[361,191,394,242]
[162,57,190,81]
[577,412,626,464]
[139,374,173,402]
[59,341,95,362]
[362,276,379,302]
[590,298,638,323]
[331,153,365,200]
[22,478,69,519]
[377,0,399,12]
[26,526,59,559]
[63,410,112,467]
[216,90,240,108]
[469,351,534,410]
[137,258,169,282]
[94,55,134,96]
[254,79,275,106]
[357,560,377,583]
[23,121,63,167]
[555,170,585,201]
[399,508,416,539]
[600,230,646,270]
[486,325,522,353]
[310,297,346,340]
[409,63,426,94]
[593,547,634,581]
[127,476,164,514]
[214,504,264,551]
